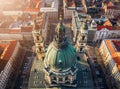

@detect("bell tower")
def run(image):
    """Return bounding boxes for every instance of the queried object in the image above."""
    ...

[32,13,45,60]
[76,21,88,53]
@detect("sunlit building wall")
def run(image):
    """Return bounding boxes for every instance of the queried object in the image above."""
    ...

[99,39,120,89]
[0,41,24,89]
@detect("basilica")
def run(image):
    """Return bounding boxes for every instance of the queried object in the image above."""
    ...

[28,0,93,89]
[44,0,78,87]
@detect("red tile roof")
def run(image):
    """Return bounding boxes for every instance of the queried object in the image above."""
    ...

[21,26,33,32]
[9,29,21,34]
[113,26,120,30]
[97,26,120,31]
[23,8,40,12]
[0,41,17,61]
[23,0,41,12]
[0,44,8,50]
[103,20,112,26]
[35,1,41,8]
[112,40,120,51]
[107,6,116,9]
[107,1,114,7]
[118,65,120,71]
[65,0,75,8]
[106,40,120,71]
[0,21,13,28]
[97,26,113,30]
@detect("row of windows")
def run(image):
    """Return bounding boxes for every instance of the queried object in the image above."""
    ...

[52,76,69,82]
[0,45,20,89]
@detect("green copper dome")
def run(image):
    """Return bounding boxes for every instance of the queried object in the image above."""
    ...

[44,17,77,72]
[44,40,77,71]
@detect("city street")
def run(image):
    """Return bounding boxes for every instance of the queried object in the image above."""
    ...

[86,45,108,89]
[13,51,34,89]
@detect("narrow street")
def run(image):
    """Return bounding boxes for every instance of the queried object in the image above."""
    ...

[86,45,108,89]
[13,51,34,89]
[21,52,34,89]
[95,47,113,89]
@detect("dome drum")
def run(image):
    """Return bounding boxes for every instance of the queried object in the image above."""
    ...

[44,63,78,76]
[44,68,78,87]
